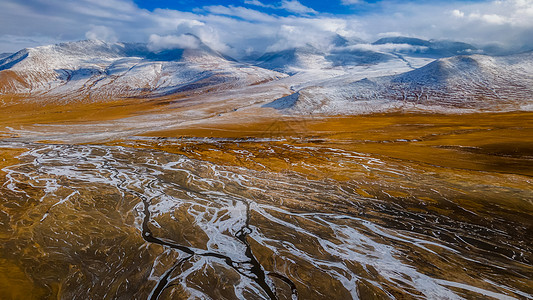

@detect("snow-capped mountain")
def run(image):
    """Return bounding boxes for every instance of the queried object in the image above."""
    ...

[1,37,531,115]
[0,38,286,101]
[265,52,533,114]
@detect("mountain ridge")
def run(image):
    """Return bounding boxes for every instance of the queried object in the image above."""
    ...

[0,39,287,101]
[265,51,533,114]
[1,38,531,115]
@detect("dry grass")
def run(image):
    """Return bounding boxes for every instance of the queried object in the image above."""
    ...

[141,111,533,176]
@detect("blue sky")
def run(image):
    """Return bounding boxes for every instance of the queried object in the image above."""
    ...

[0,0,531,55]
[133,0,381,15]
[132,0,485,15]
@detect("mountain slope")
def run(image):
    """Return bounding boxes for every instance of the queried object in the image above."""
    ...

[265,52,533,114]
[0,39,287,101]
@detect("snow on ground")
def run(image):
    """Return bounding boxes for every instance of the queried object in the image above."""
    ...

[264,52,533,115]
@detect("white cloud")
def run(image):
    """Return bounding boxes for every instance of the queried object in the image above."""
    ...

[266,18,357,52]
[341,0,360,5]
[0,0,532,57]
[148,34,200,52]
[279,0,317,14]
[344,43,429,53]
[85,25,118,43]
[244,0,274,8]
[0,35,61,53]
[204,5,276,22]
[358,0,533,51]
[476,13,508,25]
[244,0,315,15]
[463,11,510,25]
[452,9,464,18]
[377,32,409,38]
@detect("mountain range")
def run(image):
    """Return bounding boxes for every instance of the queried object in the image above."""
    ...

[0,35,532,114]
[0,36,286,101]
[267,52,533,114]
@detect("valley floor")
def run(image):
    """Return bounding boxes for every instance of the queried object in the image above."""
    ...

[0,95,531,299]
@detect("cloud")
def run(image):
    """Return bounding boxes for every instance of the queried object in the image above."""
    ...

[85,25,118,42]
[470,13,507,25]
[357,0,533,51]
[451,9,464,18]
[341,0,361,5]
[148,34,200,52]
[266,18,356,52]
[377,32,409,38]
[279,0,317,14]
[451,7,517,26]
[243,0,316,15]
[244,0,274,8]
[344,43,430,53]
[203,5,276,22]
[0,35,61,53]
[0,0,532,57]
